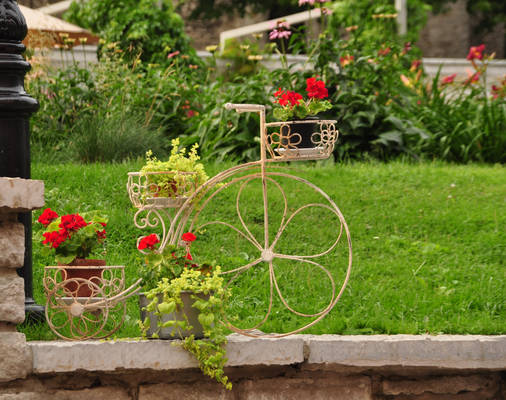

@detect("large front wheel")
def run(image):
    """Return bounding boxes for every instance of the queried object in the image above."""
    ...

[166,163,352,337]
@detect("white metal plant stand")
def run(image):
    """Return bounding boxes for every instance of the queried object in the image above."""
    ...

[128,103,352,338]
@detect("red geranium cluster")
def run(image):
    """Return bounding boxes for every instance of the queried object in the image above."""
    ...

[274,77,328,109]
[306,77,328,99]
[42,230,68,249]
[38,208,58,226]
[38,208,107,250]
[138,233,160,250]
[274,88,303,107]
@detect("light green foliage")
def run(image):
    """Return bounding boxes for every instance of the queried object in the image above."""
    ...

[140,139,209,198]
[141,267,232,389]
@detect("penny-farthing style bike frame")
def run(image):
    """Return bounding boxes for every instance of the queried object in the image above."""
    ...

[129,103,352,338]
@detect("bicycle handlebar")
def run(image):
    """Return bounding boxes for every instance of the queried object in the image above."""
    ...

[224,103,265,113]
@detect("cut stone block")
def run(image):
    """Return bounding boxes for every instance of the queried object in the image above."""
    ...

[139,383,233,400]
[30,335,304,374]
[304,334,506,369]
[0,221,25,268]
[0,178,44,213]
[0,332,32,382]
[382,374,499,395]
[0,269,25,324]
[0,387,131,400]
[238,376,372,400]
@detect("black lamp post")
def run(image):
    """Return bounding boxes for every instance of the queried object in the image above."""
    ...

[0,0,44,321]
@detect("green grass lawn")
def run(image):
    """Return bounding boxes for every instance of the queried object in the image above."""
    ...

[19,160,505,340]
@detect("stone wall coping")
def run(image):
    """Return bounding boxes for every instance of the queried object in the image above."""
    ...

[29,334,506,374]
[0,177,44,212]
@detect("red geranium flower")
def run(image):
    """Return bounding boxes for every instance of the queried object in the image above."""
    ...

[466,44,485,61]
[138,234,160,250]
[185,252,193,260]
[42,229,68,249]
[306,77,328,99]
[275,89,303,107]
[59,214,87,232]
[38,208,58,226]
[182,232,197,242]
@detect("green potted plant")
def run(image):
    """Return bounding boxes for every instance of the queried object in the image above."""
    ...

[128,138,208,208]
[269,77,334,157]
[37,208,108,297]
[138,232,232,389]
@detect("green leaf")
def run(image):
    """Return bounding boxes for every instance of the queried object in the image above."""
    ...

[158,301,176,314]
[198,313,214,327]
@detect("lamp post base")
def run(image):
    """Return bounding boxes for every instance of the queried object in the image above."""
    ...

[25,298,45,324]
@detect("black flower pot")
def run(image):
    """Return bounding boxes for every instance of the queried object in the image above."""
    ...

[281,117,319,149]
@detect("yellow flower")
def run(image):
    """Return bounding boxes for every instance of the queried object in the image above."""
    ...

[205,45,218,53]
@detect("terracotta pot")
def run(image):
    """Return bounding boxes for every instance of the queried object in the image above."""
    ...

[58,258,106,297]
[139,291,209,339]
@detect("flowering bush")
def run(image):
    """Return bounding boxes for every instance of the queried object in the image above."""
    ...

[391,44,506,163]
[37,208,108,264]
[272,77,332,121]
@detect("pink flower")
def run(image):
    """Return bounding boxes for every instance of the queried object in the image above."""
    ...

[441,73,457,85]
[168,50,180,59]
[466,44,485,61]
[402,42,412,55]
[299,0,315,5]
[269,20,291,40]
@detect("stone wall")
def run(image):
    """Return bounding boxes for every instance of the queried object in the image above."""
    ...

[0,177,44,384]
[0,335,504,399]
[417,0,505,58]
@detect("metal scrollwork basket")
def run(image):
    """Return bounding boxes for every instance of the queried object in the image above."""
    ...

[265,119,338,161]
[43,265,141,340]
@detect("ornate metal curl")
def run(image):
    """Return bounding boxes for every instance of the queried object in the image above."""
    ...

[43,265,141,340]
[127,171,196,250]
[265,120,338,161]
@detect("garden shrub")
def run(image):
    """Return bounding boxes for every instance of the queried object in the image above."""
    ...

[28,47,196,162]
[66,0,199,66]
[28,0,505,164]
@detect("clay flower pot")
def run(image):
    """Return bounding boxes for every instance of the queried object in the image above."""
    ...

[58,258,106,297]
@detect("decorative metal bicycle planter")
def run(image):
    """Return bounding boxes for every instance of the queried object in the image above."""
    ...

[43,265,141,340]
[129,103,352,338]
